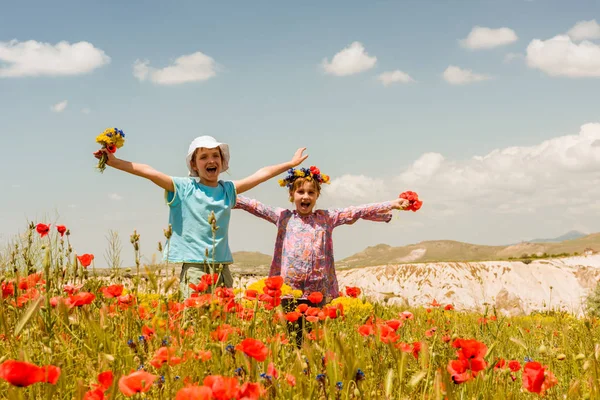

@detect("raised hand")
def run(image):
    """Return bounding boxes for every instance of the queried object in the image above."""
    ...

[392,198,410,210]
[290,147,308,167]
[93,148,116,167]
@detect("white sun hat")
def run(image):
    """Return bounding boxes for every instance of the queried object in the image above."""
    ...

[186,136,230,177]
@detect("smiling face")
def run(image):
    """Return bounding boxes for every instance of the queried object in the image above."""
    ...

[191,147,222,186]
[290,178,321,215]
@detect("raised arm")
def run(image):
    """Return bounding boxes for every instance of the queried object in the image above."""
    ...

[233,195,284,225]
[233,148,308,195]
[329,198,409,228]
[93,148,174,192]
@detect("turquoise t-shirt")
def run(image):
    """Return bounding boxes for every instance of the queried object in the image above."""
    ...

[163,177,237,264]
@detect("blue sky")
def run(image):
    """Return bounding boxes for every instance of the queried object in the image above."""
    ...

[2,1,600,267]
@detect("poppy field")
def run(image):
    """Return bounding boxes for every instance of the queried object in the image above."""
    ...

[1,224,600,399]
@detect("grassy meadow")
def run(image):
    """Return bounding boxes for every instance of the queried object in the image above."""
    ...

[0,223,600,399]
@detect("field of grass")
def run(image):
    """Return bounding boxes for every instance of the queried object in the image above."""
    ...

[1,224,600,399]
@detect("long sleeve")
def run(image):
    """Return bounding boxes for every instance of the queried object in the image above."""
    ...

[233,195,284,225]
[328,201,394,228]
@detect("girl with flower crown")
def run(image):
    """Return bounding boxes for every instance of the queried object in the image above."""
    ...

[94,136,308,297]
[234,166,410,306]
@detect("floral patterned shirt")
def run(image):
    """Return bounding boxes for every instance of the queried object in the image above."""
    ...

[234,196,394,300]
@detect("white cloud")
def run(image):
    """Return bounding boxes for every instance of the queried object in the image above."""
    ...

[327,123,600,218]
[133,51,218,85]
[526,35,600,77]
[460,26,518,50]
[51,100,67,112]
[378,70,415,86]
[81,108,91,114]
[325,174,387,204]
[503,52,524,63]
[322,42,377,76]
[443,65,491,85]
[108,193,123,201]
[0,40,110,78]
[567,19,600,41]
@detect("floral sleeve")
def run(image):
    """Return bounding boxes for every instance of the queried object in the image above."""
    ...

[233,196,284,225]
[328,201,394,228]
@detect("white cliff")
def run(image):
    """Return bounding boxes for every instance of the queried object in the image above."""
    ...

[335,254,600,316]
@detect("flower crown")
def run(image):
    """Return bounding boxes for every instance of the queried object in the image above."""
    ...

[278,166,330,189]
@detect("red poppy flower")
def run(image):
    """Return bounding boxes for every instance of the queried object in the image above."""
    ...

[324,306,339,319]
[263,287,282,297]
[358,323,375,337]
[267,362,279,379]
[307,292,323,304]
[96,370,114,391]
[101,284,124,298]
[345,286,361,298]
[18,273,44,290]
[83,388,105,400]
[63,284,81,295]
[189,281,208,293]
[106,144,117,153]
[197,350,212,362]
[444,304,454,311]
[0,360,61,387]
[1,281,15,298]
[296,303,309,313]
[494,359,506,370]
[285,311,302,323]
[203,375,240,400]
[411,341,422,359]
[285,373,296,387]
[149,347,183,369]
[244,289,258,300]
[508,360,521,372]
[309,166,321,175]
[77,254,94,268]
[400,311,414,320]
[522,362,558,395]
[236,338,269,362]
[239,382,264,400]
[378,324,399,344]
[264,276,284,290]
[36,223,51,238]
[118,370,157,396]
[200,273,219,286]
[175,385,213,400]
[385,319,403,331]
[67,292,96,307]
[56,225,67,237]
[210,324,239,342]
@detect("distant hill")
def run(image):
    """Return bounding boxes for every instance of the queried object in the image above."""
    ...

[226,233,600,271]
[527,230,587,243]
[336,233,600,269]
[230,251,272,276]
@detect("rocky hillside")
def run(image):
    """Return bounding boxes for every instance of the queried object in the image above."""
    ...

[335,254,600,316]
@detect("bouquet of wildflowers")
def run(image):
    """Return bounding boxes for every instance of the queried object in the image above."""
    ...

[95,128,125,172]
[399,190,423,212]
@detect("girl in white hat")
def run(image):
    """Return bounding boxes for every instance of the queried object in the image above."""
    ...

[94,136,307,297]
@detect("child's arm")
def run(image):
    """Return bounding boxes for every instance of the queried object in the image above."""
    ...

[233,148,308,195]
[234,196,284,225]
[329,198,409,227]
[93,148,174,192]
